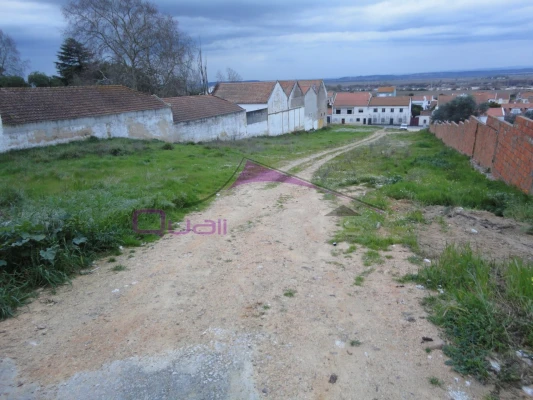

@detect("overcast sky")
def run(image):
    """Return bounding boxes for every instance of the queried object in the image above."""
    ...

[1,0,533,81]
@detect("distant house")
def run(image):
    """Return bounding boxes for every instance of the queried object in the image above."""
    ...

[418,110,432,127]
[368,96,411,125]
[478,107,505,124]
[517,91,533,103]
[495,92,511,104]
[503,103,532,116]
[376,86,396,97]
[411,95,431,110]
[332,92,372,125]
[0,85,173,153]
[471,92,497,104]
[163,95,247,142]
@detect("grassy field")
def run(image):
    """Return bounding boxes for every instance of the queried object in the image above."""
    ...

[0,125,376,318]
[313,129,533,390]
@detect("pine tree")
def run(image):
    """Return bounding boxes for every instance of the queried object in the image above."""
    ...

[55,38,94,85]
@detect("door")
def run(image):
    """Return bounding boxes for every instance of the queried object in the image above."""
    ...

[341,118,345,124]
[389,118,394,125]
[363,118,366,125]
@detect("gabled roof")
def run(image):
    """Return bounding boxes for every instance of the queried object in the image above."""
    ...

[212,81,277,104]
[420,110,432,116]
[163,95,244,123]
[278,81,297,96]
[0,85,168,126]
[368,96,411,106]
[377,86,395,93]
[333,92,371,107]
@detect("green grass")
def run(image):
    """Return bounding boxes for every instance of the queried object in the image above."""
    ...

[313,130,533,222]
[0,126,377,319]
[362,250,384,266]
[111,264,127,272]
[403,245,533,383]
[350,339,362,347]
[428,376,443,387]
[283,289,296,298]
[353,268,375,286]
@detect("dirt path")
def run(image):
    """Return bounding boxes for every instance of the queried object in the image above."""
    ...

[0,132,491,400]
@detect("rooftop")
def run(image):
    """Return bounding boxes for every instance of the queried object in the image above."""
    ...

[368,96,411,106]
[163,95,244,123]
[212,82,277,104]
[0,85,168,126]
[333,92,371,107]
[377,86,395,93]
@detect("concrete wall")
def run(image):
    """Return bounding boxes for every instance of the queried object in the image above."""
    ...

[289,85,305,109]
[268,83,289,114]
[304,89,318,130]
[430,115,533,194]
[316,83,328,129]
[0,108,174,152]
[171,111,247,143]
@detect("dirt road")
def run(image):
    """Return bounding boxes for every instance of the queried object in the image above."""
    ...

[0,131,490,399]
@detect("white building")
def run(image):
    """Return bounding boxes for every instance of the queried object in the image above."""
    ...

[418,110,431,127]
[213,81,295,136]
[163,95,247,142]
[368,96,411,126]
[298,80,328,129]
[0,85,174,153]
[331,92,372,125]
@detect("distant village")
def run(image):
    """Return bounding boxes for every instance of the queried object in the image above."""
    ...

[0,79,532,153]
[327,86,533,127]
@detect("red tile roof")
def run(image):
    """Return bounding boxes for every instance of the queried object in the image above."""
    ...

[0,85,169,126]
[327,108,332,115]
[212,81,277,104]
[486,108,504,117]
[471,92,497,104]
[368,96,411,106]
[278,81,297,96]
[411,95,429,102]
[333,92,371,107]
[420,110,432,116]
[377,86,395,93]
[163,95,244,123]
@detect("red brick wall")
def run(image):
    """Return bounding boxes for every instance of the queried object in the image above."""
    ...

[491,117,533,195]
[473,121,498,169]
[430,116,533,194]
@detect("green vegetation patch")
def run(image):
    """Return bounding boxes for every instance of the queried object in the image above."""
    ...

[313,130,533,223]
[402,245,533,382]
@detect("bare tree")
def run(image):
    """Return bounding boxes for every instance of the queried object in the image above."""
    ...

[226,67,242,82]
[215,67,242,83]
[0,29,28,76]
[62,0,199,96]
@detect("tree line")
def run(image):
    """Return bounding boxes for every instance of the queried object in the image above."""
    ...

[0,0,242,96]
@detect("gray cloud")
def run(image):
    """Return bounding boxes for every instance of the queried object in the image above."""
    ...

[1,0,532,80]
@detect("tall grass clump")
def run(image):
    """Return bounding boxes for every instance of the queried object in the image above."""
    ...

[402,245,533,383]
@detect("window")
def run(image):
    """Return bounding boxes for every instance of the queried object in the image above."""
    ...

[347,109,353,114]
[356,118,360,122]
[382,108,385,112]
[373,117,377,123]
[399,108,403,112]
[391,108,394,112]
[358,109,364,113]
[373,108,378,112]
[381,118,385,123]
[335,109,341,114]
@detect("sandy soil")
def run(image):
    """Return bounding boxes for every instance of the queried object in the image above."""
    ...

[3,130,529,399]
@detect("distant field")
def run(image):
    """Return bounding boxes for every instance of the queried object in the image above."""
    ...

[0,125,377,318]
